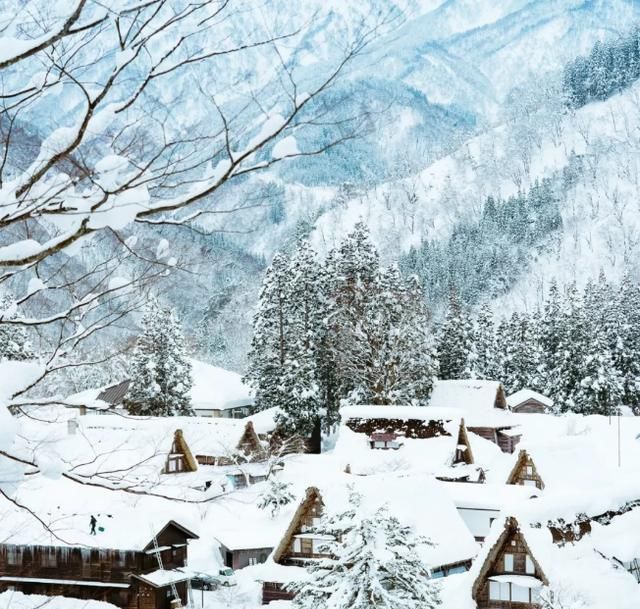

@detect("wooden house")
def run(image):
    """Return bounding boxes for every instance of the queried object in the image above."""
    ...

[505,449,544,490]
[472,517,548,607]
[451,418,474,466]
[216,537,273,571]
[471,508,640,609]
[261,487,327,603]
[0,514,198,609]
[259,476,479,604]
[190,420,265,466]
[507,389,553,414]
[164,429,198,474]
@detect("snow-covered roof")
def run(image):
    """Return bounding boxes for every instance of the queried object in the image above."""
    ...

[0,486,197,551]
[507,389,553,409]
[428,379,504,410]
[273,471,479,570]
[340,404,517,432]
[9,413,263,498]
[247,406,280,434]
[501,427,640,496]
[334,417,509,478]
[189,359,253,411]
[469,513,640,609]
[590,508,640,563]
[133,569,191,587]
[0,591,119,609]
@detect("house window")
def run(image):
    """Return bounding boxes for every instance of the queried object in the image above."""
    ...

[249,557,257,566]
[489,581,531,602]
[292,538,301,553]
[167,458,183,473]
[523,479,538,487]
[489,581,510,601]
[526,555,535,574]
[41,550,57,567]
[512,585,530,602]
[525,465,533,475]
[503,554,514,572]
[300,538,313,554]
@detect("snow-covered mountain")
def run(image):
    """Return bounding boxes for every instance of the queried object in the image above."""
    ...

[15,0,640,374]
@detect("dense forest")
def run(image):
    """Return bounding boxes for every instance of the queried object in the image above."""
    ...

[563,26,640,108]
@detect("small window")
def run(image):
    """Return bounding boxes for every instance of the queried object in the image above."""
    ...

[525,465,533,475]
[512,584,530,602]
[489,581,500,599]
[526,555,535,574]
[504,554,514,572]
[248,557,257,566]
[489,581,510,601]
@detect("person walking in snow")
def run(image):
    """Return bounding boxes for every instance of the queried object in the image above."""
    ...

[90,515,97,535]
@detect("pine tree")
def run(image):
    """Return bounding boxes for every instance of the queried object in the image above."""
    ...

[325,222,381,404]
[574,330,623,416]
[617,274,640,413]
[540,280,565,396]
[257,477,295,518]
[437,291,473,379]
[290,492,441,609]
[496,312,542,394]
[344,266,438,405]
[124,301,193,416]
[470,303,498,379]
[0,293,34,361]
[244,253,291,411]
[276,242,325,435]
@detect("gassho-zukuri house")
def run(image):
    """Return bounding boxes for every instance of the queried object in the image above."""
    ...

[255,474,479,604]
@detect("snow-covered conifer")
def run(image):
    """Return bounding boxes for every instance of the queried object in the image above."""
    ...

[244,253,291,411]
[124,301,193,416]
[437,291,473,379]
[470,303,498,379]
[290,492,441,609]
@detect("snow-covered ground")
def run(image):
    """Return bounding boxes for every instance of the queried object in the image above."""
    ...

[3,394,640,609]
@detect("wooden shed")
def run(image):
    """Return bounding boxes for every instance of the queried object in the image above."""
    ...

[507,389,553,414]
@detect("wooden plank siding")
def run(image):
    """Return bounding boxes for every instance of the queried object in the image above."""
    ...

[0,523,196,609]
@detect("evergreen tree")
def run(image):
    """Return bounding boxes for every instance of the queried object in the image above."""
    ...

[290,492,441,609]
[0,294,34,361]
[344,266,438,405]
[540,280,565,395]
[437,291,473,379]
[325,222,381,404]
[617,274,640,412]
[275,242,325,435]
[574,330,623,416]
[257,477,295,518]
[496,312,543,394]
[470,303,498,379]
[124,301,193,416]
[244,253,291,411]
